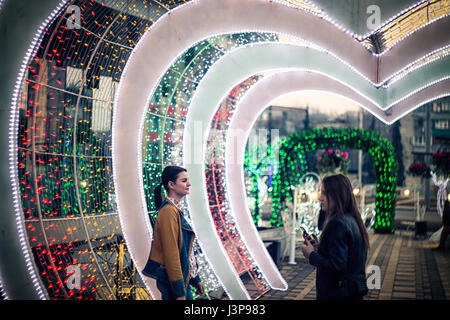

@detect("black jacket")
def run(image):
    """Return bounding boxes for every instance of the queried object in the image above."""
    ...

[309,214,368,300]
[443,200,450,226]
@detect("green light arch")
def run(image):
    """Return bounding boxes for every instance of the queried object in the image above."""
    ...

[270,127,398,234]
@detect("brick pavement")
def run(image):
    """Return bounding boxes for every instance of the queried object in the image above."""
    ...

[257,229,450,300]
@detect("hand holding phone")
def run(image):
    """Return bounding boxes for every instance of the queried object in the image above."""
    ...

[300,227,312,242]
[311,233,319,249]
[300,227,319,248]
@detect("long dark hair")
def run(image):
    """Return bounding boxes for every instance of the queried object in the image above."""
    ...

[320,174,370,249]
[153,166,187,209]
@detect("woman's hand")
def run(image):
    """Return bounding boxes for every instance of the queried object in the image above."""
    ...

[196,282,205,296]
[311,234,320,250]
[301,238,315,260]
[176,296,186,300]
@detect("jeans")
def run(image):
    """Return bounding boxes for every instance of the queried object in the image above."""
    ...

[156,280,193,300]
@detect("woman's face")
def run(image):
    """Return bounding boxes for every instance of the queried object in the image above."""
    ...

[168,171,191,198]
[319,185,334,212]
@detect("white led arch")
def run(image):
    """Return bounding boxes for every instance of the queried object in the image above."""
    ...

[225,70,450,262]
[381,54,450,112]
[377,15,450,82]
[3,0,450,303]
[185,43,377,294]
[113,0,450,300]
[113,0,377,300]
[225,70,390,274]
[2,0,448,301]
[225,70,384,291]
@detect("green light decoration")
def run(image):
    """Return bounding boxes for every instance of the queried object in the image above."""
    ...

[270,127,398,234]
[244,147,260,225]
[243,142,279,226]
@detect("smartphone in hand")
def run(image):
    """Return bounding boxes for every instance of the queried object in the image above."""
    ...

[300,227,319,248]
[300,226,312,242]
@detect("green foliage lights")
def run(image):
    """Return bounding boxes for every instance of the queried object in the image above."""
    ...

[270,127,398,234]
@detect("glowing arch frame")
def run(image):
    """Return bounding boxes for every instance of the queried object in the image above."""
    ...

[225,69,384,267]
[112,0,376,299]
[113,0,450,299]
[187,41,450,295]
[188,43,380,295]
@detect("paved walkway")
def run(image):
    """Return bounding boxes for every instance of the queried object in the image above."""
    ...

[258,229,450,300]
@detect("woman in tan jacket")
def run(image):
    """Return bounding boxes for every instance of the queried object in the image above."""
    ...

[142,166,204,300]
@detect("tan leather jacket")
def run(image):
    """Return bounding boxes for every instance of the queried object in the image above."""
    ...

[149,201,184,283]
[143,198,200,298]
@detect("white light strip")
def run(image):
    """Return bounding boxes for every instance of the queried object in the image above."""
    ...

[187,44,391,293]
[113,0,450,300]
[384,79,450,124]
[112,85,160,299]
[387,76,450,110]
[376,16,450,82]
[383,45,450,86]
[275,0,448,56]
[375,13,450,57]
[159,0,450,90]
[226,70,387,290]
[7,0,71,300]
[209,42,450,122]
[0,266,9,300]
[275,31,450,90]
[186,39,450,292]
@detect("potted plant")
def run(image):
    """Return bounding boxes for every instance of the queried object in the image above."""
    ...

[408,161,431,179]
[431,150,450,178]
[316,149,349,176]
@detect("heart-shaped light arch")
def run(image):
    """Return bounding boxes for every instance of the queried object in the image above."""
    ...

[225,71,386,281]
[113,0,450,299]
[4,0,450,301]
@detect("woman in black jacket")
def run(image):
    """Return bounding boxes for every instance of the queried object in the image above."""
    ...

[301,174,369,300]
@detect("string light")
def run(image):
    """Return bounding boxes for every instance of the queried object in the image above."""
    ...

[11,0,159,300]
[7,0,449,300]
[88,0,450,300]
[0,266,9,300]
[8,0,72,300]
[205,75,272,294]
[384,45,450,86]
[140,34,279,298]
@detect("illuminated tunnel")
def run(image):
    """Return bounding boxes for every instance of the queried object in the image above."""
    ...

[0,0,449,299]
